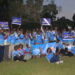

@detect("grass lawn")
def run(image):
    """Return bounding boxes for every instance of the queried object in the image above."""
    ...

[0,56,75,75]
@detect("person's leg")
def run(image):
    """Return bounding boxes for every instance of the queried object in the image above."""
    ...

[19,55,24,61]
[0,46,4,62]
[13,56,19,61]
[8,45,14,59]
[50,55,59,63]
[20,55,27,62]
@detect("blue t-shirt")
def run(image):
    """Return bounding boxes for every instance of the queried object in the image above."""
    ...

[34,34,43,44]
[20,34,24,39]
[56,42,64,49]
[46,52,53,61]
[31,39,35,45]
[71,47,75,54]
[15,36,25,45]
[48,32,55,41]
[0,34,4,45]
[23,47,31,55]
[25,38,31,45]
[12,50,18,58]
[24,48,30,52]
[17,50,24,56]
[7,35,16,45]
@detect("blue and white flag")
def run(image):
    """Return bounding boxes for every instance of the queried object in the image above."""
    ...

[12,17,22,25]
[0,22,9,29]
[62,32,75,43]
[41,18,51,26]
[62,32,74,39]
[32,42,56,55]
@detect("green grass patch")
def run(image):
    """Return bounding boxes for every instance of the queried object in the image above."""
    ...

[0,57,75,75]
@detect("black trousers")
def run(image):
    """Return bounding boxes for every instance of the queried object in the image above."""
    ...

[13,55,24,61]
[0,46,4,62]
[60,49,74,57]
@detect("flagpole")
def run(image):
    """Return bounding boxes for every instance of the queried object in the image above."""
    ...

[18,25,21,30]
[10,23,12,32]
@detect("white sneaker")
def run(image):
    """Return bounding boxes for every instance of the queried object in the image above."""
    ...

[59,60,63,64]
[56,61,60,64]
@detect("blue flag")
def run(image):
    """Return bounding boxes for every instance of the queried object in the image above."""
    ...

[41,18,51,26]
[0,22,9,29]
[32,42,56,55]
[12,17,22,25]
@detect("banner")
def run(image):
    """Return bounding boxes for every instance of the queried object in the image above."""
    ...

[41,18,51,26]
[62,32,74,39]
[0,22,9,29]
[12,17,22,25]
[32,42,56,55]
[62,32,75,43]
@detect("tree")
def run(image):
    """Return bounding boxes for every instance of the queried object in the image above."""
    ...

[8,0,43,23]
[0,0,9,21]
[25,0,43,23]
[72,13,75,21]
[42,0,61,21]
[53,16,74,30]
[8,0,24,17]
[7,0,60,25]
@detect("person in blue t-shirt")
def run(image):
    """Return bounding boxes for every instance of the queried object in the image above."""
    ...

[46,48,63,64]
[7,32,17,59]
[12,45,19,60]
[12,45,26,62]
[0,33,4,45]
[15,34,25,45]
[34,31,43,44]
[48,31,56,42]
[7,33,17,45]
[46,48,54,62]
[43,32,49,43]
[23,44,32,60]
[56,40,65,49]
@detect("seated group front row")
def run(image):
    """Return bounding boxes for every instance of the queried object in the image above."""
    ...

[12,44,32,62]
[12,43,74,64]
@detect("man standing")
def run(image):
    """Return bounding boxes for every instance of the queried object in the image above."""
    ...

[0,31,4,62]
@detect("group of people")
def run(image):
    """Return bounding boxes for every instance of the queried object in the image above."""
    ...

[0,26,75,64]
[12,44,32,62]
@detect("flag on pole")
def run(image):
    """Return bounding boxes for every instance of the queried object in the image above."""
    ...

[41,18,51,26]
[12,17,22,25]
[0,22,9,29]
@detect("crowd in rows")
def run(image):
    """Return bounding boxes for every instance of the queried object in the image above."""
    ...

[0,27,75,63]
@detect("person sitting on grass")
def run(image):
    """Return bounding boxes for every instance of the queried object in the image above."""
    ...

[23,44,32,60]
[12,45,26,62]
[64,47,74,57]
[46,47,63,64]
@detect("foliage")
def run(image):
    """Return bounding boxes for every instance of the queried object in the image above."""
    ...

[72,13,75,21]
[0,0,8,21]
[53,17,75,30]
[42,0,59,21]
